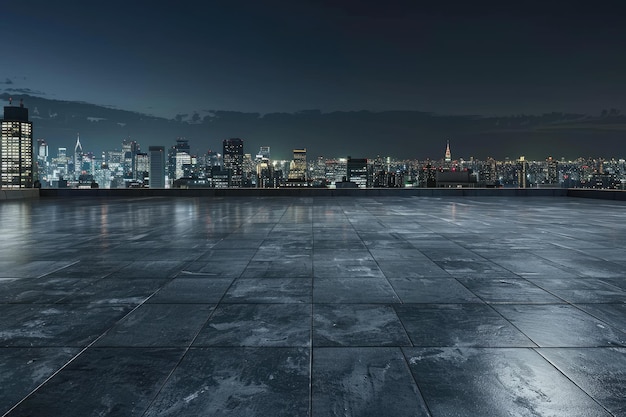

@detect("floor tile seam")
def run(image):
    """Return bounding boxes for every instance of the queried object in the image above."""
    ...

[350,206,415,344]
[0,298,154,417]
[485,299,626,347]
[565,304,626,338]
[53,270,127,304]
[398,346,436,417]
[35,260,82,279]
[529,247,623,275]
[460,253,590,308]
[417,275,544,350]
[528,279,626,303]
[308,202,321,417]
[531,347,617,417]
[489,268,626,335]
[362,238,409,307]
[139,203,279,416]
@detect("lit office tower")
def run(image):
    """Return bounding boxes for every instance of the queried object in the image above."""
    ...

[168,138,191,182]
[546,156,558,185]
[223,138,244,187]
[37,139,49,184]
[287,148,307,186]
[134,152,149,182]
[517,156,528,188]
[445,140,452,164]
[74,133,83,176]
[37,139,48,162]
[149,146,165,188]
[479,157,498,186]
[122,138,139,176]
[1,99,33,188]
[256,156,273,188]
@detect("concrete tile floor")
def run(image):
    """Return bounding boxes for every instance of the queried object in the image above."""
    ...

[0,196,625,416]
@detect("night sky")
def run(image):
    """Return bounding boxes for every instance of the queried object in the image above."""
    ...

[3,1,626,158]
[4,1,626,117]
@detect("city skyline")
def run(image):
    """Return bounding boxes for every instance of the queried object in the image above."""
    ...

[3,98,625,190]
[4,93,626,162]
[35,129,626,191]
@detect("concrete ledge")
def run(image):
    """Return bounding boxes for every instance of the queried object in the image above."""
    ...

[566,189,626,201]
[39,187,569,198]
[0,189,40,200]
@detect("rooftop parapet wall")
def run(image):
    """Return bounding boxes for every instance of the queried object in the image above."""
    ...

[39,188,569,198]
[0,189,39,200]
[567,189,626,201]
[0,187,614,200]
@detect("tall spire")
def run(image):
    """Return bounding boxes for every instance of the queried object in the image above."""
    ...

[444,140,451,163]
[75,133,83,154]
[74,133,83,175]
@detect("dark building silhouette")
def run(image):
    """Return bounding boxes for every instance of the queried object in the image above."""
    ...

[347,157,369,188]
[149,146,166,188]
[223,138,244,187]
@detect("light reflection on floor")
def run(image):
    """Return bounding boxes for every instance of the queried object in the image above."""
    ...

[0,196,624,416]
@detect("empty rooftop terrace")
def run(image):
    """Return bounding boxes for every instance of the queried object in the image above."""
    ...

[0,194,625,416]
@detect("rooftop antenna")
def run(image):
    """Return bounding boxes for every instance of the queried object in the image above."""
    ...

[20,99,24,108]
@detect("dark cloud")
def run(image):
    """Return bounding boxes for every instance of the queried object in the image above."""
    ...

[5,87,46,95]
[1,78,13,85]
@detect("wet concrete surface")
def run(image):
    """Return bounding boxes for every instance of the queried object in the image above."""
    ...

[0,196,625,416]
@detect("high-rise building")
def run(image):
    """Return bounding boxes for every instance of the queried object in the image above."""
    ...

[74,133,83,176]
[37,139,48,162]
[134,152,149,183]
[204,150,222,168]
[546,156,559,185]
[517,156,527,188]
[325,158,348,186]
[256,156,273,188]
[223,138,244,187]
[149,146,166,188]
[287,148,307,185]
[257,146,270,160]
[347,157,369,188]
[122,138,139,177]
[444,140,452,164]
[310,156,327,186]
[168,138,191,183]
[36,139,49,185]
[1,100,33,188]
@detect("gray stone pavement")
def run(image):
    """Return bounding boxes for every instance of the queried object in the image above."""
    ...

[0,196,625,417]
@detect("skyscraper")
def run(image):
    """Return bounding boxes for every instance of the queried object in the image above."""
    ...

[257,146,270,160]
[517,156,528,188]
[74,133,83,176]
[546,156,558,185]
[149,146,166,188]
[1,100,33,188]
[168,138,191,183]
[134,152,149,183]
[287,148,307,186]
[36,139,49,185]
[347,156,369,188]
[223,138,244,187]
[122,138,139,177]
[444,140,452,164]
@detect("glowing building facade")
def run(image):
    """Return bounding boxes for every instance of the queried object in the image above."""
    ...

[1,101,33,188]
